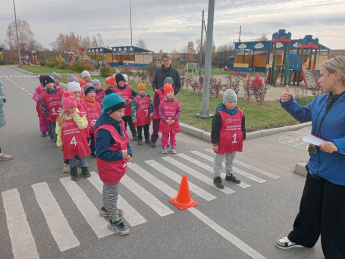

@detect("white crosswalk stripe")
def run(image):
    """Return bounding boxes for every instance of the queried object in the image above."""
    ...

[60,177,112,238]
[2,189,40,259]
[177,153,251,188]
[203,149,280,179]
[145,159,217,201]
[1,149,277,257]
[87,172,147,227]
[32,182,80,251]
[121,174,174,217]
[189,152,266,184]
[163,156,236,194]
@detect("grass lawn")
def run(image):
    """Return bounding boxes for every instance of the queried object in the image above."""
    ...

[19,65,312,133]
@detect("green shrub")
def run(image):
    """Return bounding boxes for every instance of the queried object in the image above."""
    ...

[39,59,46,66]
[100,65,111,77]
[69,60,87,73]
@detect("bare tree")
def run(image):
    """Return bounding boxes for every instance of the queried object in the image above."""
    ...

[171,49,179,62]
[257,34,269,41]
[136,38,147,49]
[51,32,104,52]
[186,41,196,63]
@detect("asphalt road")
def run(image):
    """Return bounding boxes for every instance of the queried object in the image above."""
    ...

[0,66,323,259]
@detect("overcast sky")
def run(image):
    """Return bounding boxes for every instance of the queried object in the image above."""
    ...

[0,0,344,53]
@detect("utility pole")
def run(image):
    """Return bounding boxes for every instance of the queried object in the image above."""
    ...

[198,10,204,75]
[130,0,132,46]
[12,0,21,67]
[197,0,215,118]
[239,25,241,42]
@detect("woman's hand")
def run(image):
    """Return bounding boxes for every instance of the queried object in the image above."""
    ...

[280,85,292,103]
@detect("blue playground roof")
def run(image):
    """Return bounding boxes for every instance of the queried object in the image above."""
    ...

[234,40,330,51]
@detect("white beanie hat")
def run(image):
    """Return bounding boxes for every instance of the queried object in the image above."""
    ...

[223,89,237,103]
[67,81,81,92]
[81,70,90,78]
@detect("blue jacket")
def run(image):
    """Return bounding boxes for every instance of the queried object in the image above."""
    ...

[95,112,132,162]
[281,94,345,186]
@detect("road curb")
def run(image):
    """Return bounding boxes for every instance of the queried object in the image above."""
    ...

[180,121,311,177]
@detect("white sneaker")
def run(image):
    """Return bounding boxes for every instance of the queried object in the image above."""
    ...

[162,146,168,154]
[0,153,13,161]
[62,163,70,173]
[170,147,176,154]
[276,236,304,249]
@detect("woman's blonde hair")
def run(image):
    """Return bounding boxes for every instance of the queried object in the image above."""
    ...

[322,56,345,84]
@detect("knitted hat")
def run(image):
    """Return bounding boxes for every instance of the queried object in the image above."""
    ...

[78,78,87,87]
[115,74,125,84]
[81,70,90,78]
[164,84,174,95]
[51,72,61,79]
[137,83,146,92]
[164,77,174,84]
[67,81,81,92]
[84,85,96,96]
[223,89,237,102]
[42,75,55,86]
[105,76,115,85]
[39,74,46,84]
[63,91,77,112]
[92,79,101,86]
[103,92,126,115]
[67,75,79,83]
[123,74,128,81]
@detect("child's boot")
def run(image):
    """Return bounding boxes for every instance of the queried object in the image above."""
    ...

[138,138,143,145]
[81,167,91,178]
[213,176,224,189]
[145,138,150,144]
[70,167,78,181]
[151,141,156,148]
[225,173,241,184]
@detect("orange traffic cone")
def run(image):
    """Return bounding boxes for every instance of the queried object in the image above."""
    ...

[170,175,198,210]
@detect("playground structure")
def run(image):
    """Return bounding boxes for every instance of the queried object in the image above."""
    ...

[88,46,153,67]
[75,48,90,62]
[233,29,330,87]
[64,52,76,63]
[21,50,39,65]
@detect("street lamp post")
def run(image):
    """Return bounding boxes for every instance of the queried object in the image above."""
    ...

[130,0,133,46]
[12,0,21,67]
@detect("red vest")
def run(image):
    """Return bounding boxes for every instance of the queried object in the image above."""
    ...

[95,89,105,105]
[84,101,101,133]
[153,89,165,119]
[95,122,129,184]
[41,87,63,122]
[114,86,132,116]
[60,116,90,160]
[133,96,151,126]
[78,99,90,136]
[217,109,244,154]
[159,100,180,134]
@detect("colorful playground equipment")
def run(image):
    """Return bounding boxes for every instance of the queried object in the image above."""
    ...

[21,50,39,65]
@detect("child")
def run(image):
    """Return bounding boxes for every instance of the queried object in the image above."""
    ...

[211,89,245,189]
[51,72,62,89]
[56,91,90,181]
[73,73,88,92]
[40,75,63,143]
[93,79,105,106]
[33,75,49,137]
[151,77,172,148]
[105,76,115,92]
[114,74,138,140]
[131,83,153,145]
[158,84,181,154]
[83,85,101,158]
[95,91,132,236]
[81,70,93,86]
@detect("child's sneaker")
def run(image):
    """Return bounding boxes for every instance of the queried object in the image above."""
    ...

[41,132,46,137]
[162,146,168,154]
[276,236,304,249]
[145,138,151,144]
[151,141,156,148]
[108,219,130,235]
[138,139,143,145]
[133,135,138,140]
[213,177,224,189]
[170,146,176,154]
[0,153,13,160]
[62,163,70,173]
[225,173,241,184]
[100,207,124,217]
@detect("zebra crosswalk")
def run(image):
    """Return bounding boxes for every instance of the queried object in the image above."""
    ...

[0,75,37,78]
[1,149,279,258]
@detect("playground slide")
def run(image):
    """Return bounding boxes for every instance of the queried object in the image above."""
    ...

[302,69,320,89]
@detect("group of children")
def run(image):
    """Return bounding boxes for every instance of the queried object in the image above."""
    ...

[32,69,245,236]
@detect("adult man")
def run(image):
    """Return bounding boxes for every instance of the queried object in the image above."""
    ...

[152,53,181,95]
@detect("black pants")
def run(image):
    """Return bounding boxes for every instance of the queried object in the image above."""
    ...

[123,116,137,137]
[88,133,95,155]
[137,124,150,140]
[288,172,345,259]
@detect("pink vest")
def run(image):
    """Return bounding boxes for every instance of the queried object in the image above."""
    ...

[95,122,129,184]
[84,101,101,133]
[133,96,151,126]
[153,89,165,119]
[60,116,90,160]
[78,99,90,136]
[95,89,105,105]
[114,86,132,116]
[159,100,180,134]
[217,109,244,154]
[41,88,63,122]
